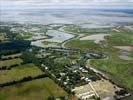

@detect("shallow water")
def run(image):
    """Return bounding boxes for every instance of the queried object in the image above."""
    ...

[31,29,74,47]
[46,30,74,43]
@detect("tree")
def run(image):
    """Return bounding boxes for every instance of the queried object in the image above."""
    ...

[21,52,39,65]
[47,96,55,100]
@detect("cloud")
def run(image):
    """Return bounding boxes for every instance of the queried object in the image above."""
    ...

[1,0,133,9]
[1,0,133,3]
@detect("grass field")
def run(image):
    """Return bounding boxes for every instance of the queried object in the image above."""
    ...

[0,77,67,100]
[105,32,133,46]
[0,63,43,84]
[0,58,23,68]
[65,39,102,52]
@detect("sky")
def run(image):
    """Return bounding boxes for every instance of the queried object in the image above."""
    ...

[0,0,133,9]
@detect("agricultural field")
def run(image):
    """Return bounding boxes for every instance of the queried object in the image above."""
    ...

[0,58,23,68]
[73,78,120,100]
[0,63,43,84]
[91,79,121,99]
[0,77,68,100]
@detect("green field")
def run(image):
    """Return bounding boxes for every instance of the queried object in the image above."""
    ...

[105,32,133,46]
[63,25,111,34]
[65,39,102,52]
[64,31,133,89]
[0,77,67,100]
[0,58,23,68]
[0,63,43,84]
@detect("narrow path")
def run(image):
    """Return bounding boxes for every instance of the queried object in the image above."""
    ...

[89,82,100,98]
